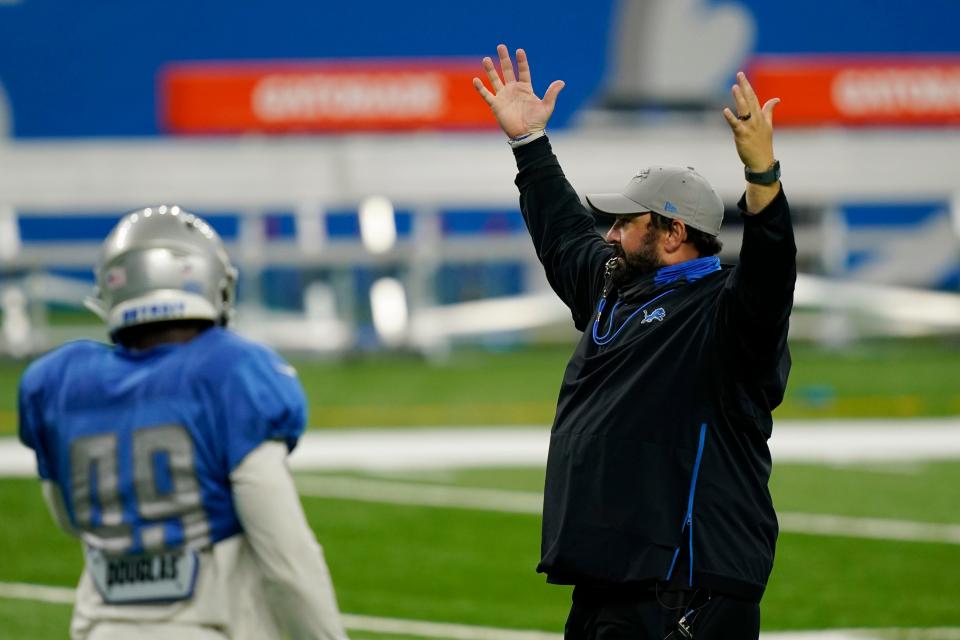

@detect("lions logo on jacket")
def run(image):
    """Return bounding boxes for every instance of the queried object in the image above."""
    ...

[641,307,666,324]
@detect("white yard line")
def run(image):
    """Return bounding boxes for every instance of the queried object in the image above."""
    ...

[285,419,960,468]
[0,581,74,604]
[294,476,960,546]
[3,419,960,478]
[296,475,544,513]
[0,581,560,640]
[1,581,958,640]
[3,423,959,545]
[342,614,560,640]
[777,513,960,545]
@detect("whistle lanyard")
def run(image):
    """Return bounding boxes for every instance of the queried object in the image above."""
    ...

[591,288,676,346]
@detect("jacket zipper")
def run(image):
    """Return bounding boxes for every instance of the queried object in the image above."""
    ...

[665,422,708,587]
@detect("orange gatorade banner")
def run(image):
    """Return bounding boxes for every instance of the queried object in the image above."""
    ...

[748,57,960,126]
[160,60,498,133]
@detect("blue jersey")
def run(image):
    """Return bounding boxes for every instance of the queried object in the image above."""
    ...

[18,328,306,555]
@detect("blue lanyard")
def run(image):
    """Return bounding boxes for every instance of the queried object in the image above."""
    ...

[591,288,676,346]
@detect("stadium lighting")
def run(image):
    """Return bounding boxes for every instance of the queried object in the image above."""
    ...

[359,196,397,254]
[370,277,408,347]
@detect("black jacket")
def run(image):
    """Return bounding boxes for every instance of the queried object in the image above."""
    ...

[515,137,796,602]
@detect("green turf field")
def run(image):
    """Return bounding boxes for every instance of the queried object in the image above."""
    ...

[1,461,959,636]
[1,338,958,636]
[0,338,958,435]
[0,598,437,640]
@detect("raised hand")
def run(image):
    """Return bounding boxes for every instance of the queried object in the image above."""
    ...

[722,71,779,173]
[472,44,565,139]
[723,71,781,212]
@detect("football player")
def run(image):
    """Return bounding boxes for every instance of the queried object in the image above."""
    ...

[18,206,349,640]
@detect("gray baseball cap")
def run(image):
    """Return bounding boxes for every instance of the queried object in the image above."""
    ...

[585,166,724,236]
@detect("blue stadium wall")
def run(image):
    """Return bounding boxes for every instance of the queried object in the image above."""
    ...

[0,0,957,138]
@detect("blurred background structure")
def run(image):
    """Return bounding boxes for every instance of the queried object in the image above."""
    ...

[1,2,960,638]
[0,0,958,355]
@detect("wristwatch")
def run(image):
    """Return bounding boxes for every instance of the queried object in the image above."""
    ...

[744,160,781,185]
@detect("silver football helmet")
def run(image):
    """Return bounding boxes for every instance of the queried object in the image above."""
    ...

[85,205,238,336]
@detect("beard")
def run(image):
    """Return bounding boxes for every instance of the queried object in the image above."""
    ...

[608,232,663,285]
